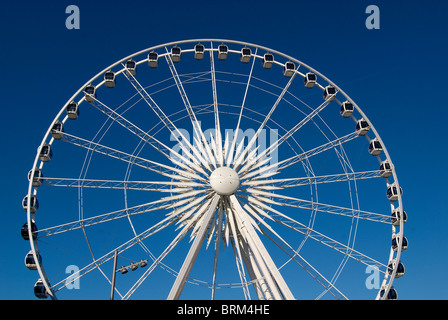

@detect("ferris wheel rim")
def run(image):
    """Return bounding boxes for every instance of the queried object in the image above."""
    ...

[25,39,405,300]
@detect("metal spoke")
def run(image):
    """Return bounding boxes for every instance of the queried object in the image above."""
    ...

[233,65,299,171]
[121,63,210,174]
[243,190,391,224]
[164,47,216,170]
[42,176,202,192]
[60,131,207,183]
[241,170,382,188]
[241,196,388,273]
[37,191,206,239]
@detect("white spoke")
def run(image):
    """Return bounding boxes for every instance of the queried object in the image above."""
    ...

[37,191,206,239]
[121,63,210,173]
[233,66,299,171]
[243,202,347,299]
[240,131,359,180]
[209,42,224,167]
[164,47,216,169]
[61,131,207,183]
[244,190,391,224]
[241,170,382,188]
[42,177,202,192]
[241,196,388,273]
[238,98,332,176]
[226,47,258,166]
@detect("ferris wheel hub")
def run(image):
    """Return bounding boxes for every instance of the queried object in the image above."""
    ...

[209,167,240,195]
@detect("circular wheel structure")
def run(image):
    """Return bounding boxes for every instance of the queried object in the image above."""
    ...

[23,39,406,300]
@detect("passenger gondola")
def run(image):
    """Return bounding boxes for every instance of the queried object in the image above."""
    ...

[104,70,116,88]
[240,47,251,63]
[126,59,137,76]
[34,279,49,299]
[387,260,405,278]
[387,183,403,201]
[218,44,228,60]
[22,195,39,213]
[21,221,38,240]
[84,84,96,102]
[194,43,205,60]
[391,234,408,252]
[379,160,393,178]
[380,286,398,300]
[51,121,64,140]
[323,85,336,101]
[304,72,316,88]
[171,46,181,62]
[391,208,407,226]
[25,250,42,270]
[340,101,354,117]
[368,138,383,156]
[355,118,370,135]
[262,53,274,69]
[148,51,158,68]
[283,61,295,77]
[28,168,44,187]
[66,101,79,119]
[39,144,52,162]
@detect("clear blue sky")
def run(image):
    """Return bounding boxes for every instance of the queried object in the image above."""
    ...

[1,0,447,299]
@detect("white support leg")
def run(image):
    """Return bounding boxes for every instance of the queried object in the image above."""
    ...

[167,195,220,300]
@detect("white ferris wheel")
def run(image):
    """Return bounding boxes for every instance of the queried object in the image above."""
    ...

[22,39,407,300]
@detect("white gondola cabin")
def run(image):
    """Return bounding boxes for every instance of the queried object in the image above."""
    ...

[22,195,39,213]
[379,160,392,178]
[28,168,44,187]
[171,46,181,62]
[39,144,52,162]
[391,208,407,226]
[51,121,64,140]
[304,72,317,88]
[21,221,38,240]
[34,279,49,299]
[340,101,354,117]
[380,286,398,300]
[262,53,274,69]
[356,118,370,135]
[84,84,96,103]
[283,61,295,77]
[387,183,403,201]
[368,138,383,156]
[388,260,405,278]
[323,85,336,101]
[240,47,251,63]
[104,71,116,88]
[391,234,408,252]
[66,101,79,119]
[126,59,137,76]
[218,44,228,60]
[148,51,158,68]
[194,44,205,60]
[25,250,42,270]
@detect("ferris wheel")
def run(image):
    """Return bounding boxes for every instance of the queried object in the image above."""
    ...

[22,39,407,300]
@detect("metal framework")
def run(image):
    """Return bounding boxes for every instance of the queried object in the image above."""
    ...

[24,39,406,300]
